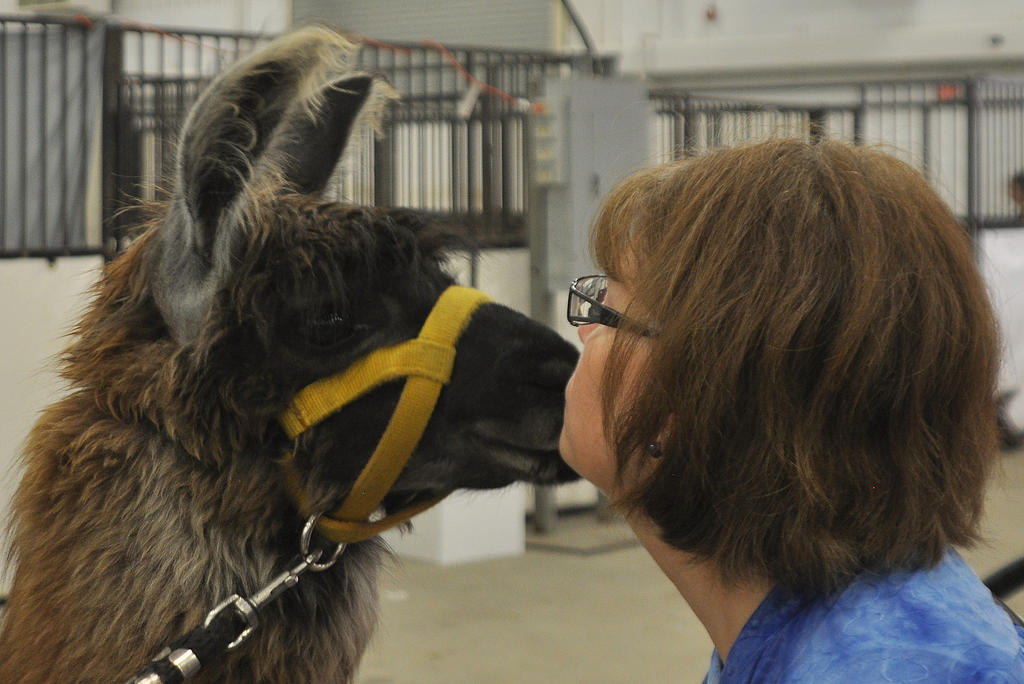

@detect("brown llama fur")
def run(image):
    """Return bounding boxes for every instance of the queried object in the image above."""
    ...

[0,28,577,682]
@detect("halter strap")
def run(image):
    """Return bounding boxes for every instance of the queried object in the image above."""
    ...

[277,285,491,543]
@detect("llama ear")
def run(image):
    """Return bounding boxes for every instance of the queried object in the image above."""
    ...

[260,75,376,194]
[150,28,365,344]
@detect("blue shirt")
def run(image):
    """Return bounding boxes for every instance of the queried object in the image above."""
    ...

[703,550,1024,683]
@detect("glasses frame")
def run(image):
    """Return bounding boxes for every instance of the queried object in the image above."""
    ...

[567,275,659,337]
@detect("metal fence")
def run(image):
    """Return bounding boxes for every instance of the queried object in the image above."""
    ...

[0,16,614,258]
[103,22,615,252]
[5,15,1024,259]
[651,79,1024,234]
[0,14,102,258]
[351,41,614,246]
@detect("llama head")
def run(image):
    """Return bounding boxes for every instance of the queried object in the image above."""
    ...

[145,27,579,521]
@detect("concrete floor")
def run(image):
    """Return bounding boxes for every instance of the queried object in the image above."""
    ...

[357,450,1024,683]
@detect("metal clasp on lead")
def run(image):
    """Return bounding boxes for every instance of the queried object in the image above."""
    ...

[201,513,345,652]
[203,594,259,651]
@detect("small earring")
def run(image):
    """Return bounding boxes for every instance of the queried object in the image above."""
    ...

[646,442,662,458]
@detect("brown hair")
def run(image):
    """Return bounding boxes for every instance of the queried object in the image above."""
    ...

[594,139,1000,594]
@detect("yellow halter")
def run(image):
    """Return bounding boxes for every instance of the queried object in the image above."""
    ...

[276,285,491,544]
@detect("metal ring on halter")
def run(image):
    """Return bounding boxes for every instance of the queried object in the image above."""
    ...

[300,513,346,571]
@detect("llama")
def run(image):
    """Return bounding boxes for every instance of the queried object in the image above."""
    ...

[0,27,579,682]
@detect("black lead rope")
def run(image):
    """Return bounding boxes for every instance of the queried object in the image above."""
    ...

[129,609,249,684]
[126,514,345,684]
[985,555,1024,600]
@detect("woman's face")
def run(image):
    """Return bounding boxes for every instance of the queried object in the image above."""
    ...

[559,277,641,494]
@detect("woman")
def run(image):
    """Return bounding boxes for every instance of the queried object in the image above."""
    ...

[560,139,1024,682]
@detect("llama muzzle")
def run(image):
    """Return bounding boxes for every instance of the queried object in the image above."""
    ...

[276,284,491,543]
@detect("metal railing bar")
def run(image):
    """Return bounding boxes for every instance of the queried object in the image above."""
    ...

[78,21,90,248]
[60,24,69,250]
[19,20,28,251]
[0,246,103,259]
[0,20,7,249]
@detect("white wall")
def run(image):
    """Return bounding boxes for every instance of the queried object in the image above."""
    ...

[0,256,103,591]
[0,1,288,32]
[981,229,1024,430]
[112,0,290,33]
[12,0,1022,86]
[563,0,1024,85]
[0,0,109,12]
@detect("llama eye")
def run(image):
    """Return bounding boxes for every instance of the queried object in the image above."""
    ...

[306,311,354,349]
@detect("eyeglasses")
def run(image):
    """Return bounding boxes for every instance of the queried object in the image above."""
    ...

[567,275,658,336]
